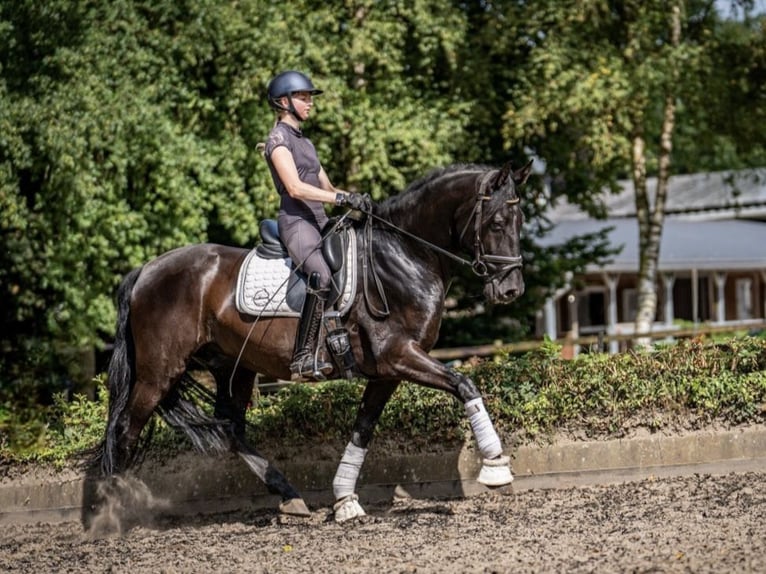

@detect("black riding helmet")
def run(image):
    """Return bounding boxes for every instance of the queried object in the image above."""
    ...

[267,71,323,120]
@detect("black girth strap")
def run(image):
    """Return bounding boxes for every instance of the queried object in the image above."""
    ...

[361,216,390,319]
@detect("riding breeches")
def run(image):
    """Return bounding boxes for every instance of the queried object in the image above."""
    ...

[278,217,332,290]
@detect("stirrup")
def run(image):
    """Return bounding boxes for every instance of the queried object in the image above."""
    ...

[290,353,333,381]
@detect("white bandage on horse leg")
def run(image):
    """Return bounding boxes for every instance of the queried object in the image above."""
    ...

[465,397,503,460]
[332,442,368,500]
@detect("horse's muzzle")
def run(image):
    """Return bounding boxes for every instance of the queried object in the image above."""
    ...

[485,269,524,304]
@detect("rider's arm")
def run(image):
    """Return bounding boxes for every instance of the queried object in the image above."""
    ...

[271,146,348,204]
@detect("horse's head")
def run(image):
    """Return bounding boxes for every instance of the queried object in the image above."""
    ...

[466,159,533,305]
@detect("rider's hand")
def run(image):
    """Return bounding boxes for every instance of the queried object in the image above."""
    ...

[344,192,373,213]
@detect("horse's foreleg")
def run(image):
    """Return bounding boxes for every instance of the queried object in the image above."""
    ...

[461,390,513,487]
[332,379,400,522]
[392,342,513,488]
[422,366,513,487]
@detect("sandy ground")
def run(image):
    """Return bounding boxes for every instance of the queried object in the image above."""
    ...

[1,470,764,573]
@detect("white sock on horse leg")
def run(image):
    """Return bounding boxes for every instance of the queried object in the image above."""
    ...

[332,442,368,500]
[465,397,503,459]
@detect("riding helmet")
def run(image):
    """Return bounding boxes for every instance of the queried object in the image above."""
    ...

[267,71,323,111]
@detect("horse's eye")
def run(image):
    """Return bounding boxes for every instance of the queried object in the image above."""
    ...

[490,215,505,231]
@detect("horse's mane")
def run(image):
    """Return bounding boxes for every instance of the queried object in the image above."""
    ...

[376,163,490,219]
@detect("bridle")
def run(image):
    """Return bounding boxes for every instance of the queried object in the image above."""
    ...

[458,170,523,279]
[366,168,523,280]
[358,168,523,318]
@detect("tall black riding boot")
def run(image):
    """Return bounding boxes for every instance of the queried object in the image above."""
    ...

[290,272,333,381]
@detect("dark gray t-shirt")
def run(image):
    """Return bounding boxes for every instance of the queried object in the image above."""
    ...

[265,122,328,230]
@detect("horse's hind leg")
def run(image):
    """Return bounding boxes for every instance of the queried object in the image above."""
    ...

[83,374,177,534]
[332,379,400,522]
[115,378,175,472]
[212,365,255,442]
[236,442,310,517]
[210,365,310,516]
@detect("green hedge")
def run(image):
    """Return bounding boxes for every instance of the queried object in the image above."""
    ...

[475,337,766,441]
[2,336,765,466]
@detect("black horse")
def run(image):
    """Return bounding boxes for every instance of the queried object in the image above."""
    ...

[92,159,533,523]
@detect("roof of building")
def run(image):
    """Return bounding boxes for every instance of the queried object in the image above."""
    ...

[539,168,766,274]
[540,218,766,273]
[547,168,766,222]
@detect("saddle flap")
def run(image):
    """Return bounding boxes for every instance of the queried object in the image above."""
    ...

[260,219,280,244]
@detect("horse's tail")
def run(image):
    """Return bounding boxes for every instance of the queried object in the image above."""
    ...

[157,372,232,455]
[98,266,143,477]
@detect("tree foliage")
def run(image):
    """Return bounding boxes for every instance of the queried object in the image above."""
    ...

[499,0,766,341]
[0,0,764,400]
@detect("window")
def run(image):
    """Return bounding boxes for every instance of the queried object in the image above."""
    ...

[578,289,606,329]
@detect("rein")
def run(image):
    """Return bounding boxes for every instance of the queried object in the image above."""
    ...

[366,211,477,270]
[360,209,482,320]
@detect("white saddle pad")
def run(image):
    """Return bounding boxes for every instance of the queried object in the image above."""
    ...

[235,231,357,318]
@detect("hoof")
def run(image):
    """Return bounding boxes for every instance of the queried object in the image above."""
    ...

[477,455,514,487]
[333,493,366,523]
[279,497,311,517]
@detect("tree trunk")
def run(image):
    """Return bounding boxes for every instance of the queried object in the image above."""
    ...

[633,3,681,347]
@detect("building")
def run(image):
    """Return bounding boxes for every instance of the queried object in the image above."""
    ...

[538,168,766,352]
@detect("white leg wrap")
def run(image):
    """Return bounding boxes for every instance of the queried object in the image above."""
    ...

[465,397,503,460]
[332,442,367,500]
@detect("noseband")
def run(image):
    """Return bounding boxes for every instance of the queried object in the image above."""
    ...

[460,171,523,279]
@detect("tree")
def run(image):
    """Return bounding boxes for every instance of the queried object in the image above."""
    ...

[0,0,484,396]
[674,6,766,171]
[632,2,683,343]
[499,0,743,343]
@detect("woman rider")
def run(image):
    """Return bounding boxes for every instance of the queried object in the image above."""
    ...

[264,70,372,381]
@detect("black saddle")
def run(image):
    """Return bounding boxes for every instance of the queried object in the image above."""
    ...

[255,218,350,310]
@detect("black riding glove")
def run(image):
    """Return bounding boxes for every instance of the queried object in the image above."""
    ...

[342,193,372,213]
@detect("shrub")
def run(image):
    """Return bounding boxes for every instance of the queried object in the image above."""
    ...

[2,336,765,465]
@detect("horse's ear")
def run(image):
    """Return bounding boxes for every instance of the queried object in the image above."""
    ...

[513,159,534,186]
[490,160,515,191]
[491,158,534,191]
